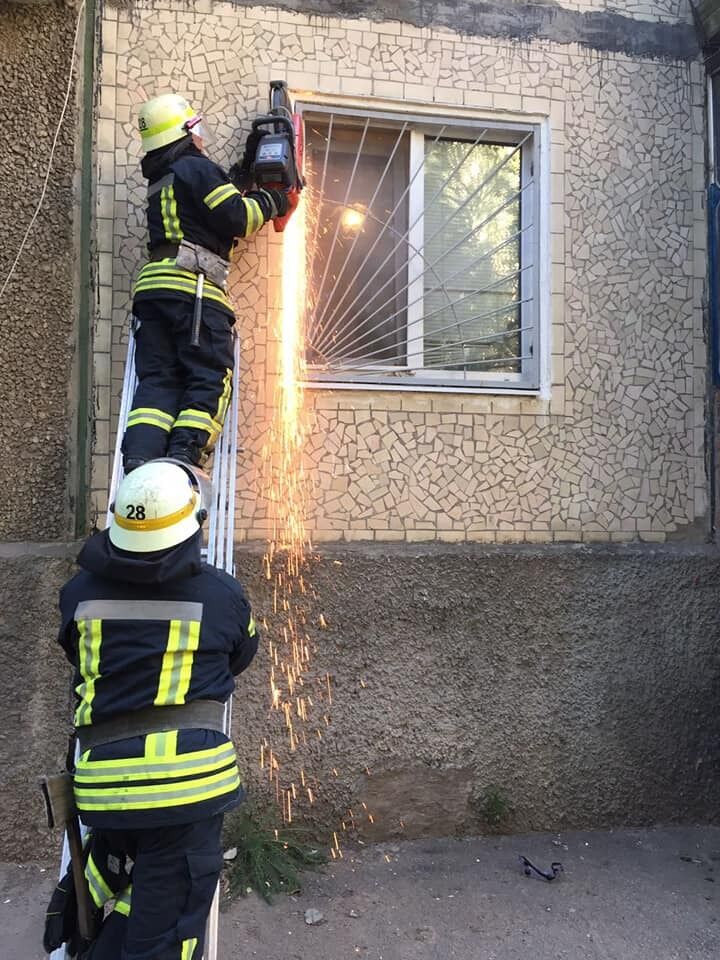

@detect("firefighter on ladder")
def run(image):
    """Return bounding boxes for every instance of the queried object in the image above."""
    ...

[122,93,288,473]
[45,459,258,958]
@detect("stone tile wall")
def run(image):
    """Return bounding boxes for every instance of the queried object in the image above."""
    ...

[554,0,692,23]
[97,1,706,544]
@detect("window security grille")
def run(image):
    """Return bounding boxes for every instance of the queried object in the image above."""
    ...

[300,105,543,391]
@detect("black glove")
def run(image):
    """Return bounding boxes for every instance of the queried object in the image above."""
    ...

[43,866,77,953]
[229,128,268,190]
[253,188,289,221]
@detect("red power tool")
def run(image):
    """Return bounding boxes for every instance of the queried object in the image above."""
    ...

[252,80,304,232]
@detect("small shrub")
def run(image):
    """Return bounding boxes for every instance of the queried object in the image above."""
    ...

[223,808,326,903]
[479,785,512,828]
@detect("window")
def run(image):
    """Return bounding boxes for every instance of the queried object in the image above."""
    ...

[300,105,544,391]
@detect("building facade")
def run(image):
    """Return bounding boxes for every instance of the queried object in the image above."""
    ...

[2,0,720,858]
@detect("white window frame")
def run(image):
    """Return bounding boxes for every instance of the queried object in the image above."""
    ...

[296,100,551,395]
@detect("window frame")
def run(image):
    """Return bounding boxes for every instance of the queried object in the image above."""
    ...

[296,100,550,395]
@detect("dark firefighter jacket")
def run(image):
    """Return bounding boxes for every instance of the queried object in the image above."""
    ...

[57,529,259,829]
[134,136,274,316]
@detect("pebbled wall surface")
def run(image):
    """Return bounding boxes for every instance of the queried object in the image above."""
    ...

[4,543,720,858]
[0,1,79,541]
[230,542,720,842]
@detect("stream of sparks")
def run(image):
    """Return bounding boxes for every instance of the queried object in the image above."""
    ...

[260,198,340,848]
[259,186,378,858]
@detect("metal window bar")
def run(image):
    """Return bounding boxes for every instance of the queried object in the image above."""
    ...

[52,332,241,960]
[309,122,453,345]
[315,131,531,350]
[315,222,532,363]
[325,295,533,368]
[316,182,534,365]
[314,121,409,336]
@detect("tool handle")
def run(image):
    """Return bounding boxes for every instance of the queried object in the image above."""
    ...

[67,816,98,940]
[191,273,204,347]
[252,114,294,140]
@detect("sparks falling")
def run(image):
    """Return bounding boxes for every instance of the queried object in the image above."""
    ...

[260,198,330,825]
[258,177,378,845]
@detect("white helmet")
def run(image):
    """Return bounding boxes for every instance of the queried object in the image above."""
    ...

[137,93,202,152]
[109,460,211,553]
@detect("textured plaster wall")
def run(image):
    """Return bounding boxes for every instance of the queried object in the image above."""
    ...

[3,544,719,858]
[96,2,706,545]
[0,2,79,541]
[0,553,77,861]
[226,543,720,839]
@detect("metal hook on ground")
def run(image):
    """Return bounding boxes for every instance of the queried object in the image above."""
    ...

[519,856,564,881]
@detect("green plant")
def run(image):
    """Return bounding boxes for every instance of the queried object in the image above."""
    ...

[222,808,326,903]
[479,785,512,827]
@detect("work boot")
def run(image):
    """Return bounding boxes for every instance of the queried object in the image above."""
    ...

[167,441,207,468]
[123,457,147,474]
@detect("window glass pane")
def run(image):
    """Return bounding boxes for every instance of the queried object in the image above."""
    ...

[304,121,409,368]
[422,139,522,373]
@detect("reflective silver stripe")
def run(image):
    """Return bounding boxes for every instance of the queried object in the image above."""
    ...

[147,173,175,199]
[75,770,240,806]
[85,854,113,907]
[164,619,195,704]
[113,885,132,916]
[74,743,236,781]
[75,601,203,621]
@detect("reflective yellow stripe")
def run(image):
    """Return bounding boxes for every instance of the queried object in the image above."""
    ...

[85,852,114,908]
[144,730,177,759]
[160,184,183,242]
[75,768,241,810]
[74,741,235,782]
[113,885,132,917]
[204,183,241,210]
[242,197,263,237]
[154,619,200,706]
[141,103,193,138]
[139,261,203,281]
[114,497,196,532]
[182,937,198,960]
[214,367,232,428]
[126,407,175,432]
[248,616,256,637]
[174,408,223,436]
[133,277,232,312]
[75,619,102,726]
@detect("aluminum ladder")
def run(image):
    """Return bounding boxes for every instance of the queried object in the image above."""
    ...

[52,331,240,960]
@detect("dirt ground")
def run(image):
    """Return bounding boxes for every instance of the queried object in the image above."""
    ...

[3,825,719,959]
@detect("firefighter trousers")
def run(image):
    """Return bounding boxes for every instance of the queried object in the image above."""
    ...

[84,815,224,960]
[121,298,234,470]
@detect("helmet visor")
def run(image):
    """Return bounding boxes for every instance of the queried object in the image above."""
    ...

[185,116,213,148]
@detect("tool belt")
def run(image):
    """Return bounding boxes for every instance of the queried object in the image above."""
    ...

[150,240,229,291]
[76,700,226,753]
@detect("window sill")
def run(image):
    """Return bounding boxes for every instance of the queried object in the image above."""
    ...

[301,378,543,397]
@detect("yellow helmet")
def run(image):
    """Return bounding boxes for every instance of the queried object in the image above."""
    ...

[137,93,200,152]
[109,460,211,553]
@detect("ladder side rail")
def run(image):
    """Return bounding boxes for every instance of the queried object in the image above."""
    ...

[106,334,137,529]
[224,339,241,574]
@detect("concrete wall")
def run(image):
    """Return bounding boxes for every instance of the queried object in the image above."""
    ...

[0,551,77,861]
[5,542,718,859]
[234,542,720,840]
[0,1,81,541]
[96,0,707,545]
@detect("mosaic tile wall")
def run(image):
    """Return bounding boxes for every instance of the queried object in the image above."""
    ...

[95,0,706,544]
[554,0,691,22]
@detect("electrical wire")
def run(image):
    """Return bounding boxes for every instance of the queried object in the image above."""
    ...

[0,0,86,304]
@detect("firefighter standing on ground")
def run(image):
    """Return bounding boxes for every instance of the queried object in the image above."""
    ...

[122,93,288,473]
[51,459,258,958]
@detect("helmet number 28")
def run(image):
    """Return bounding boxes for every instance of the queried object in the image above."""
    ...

[126,504,146,520]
